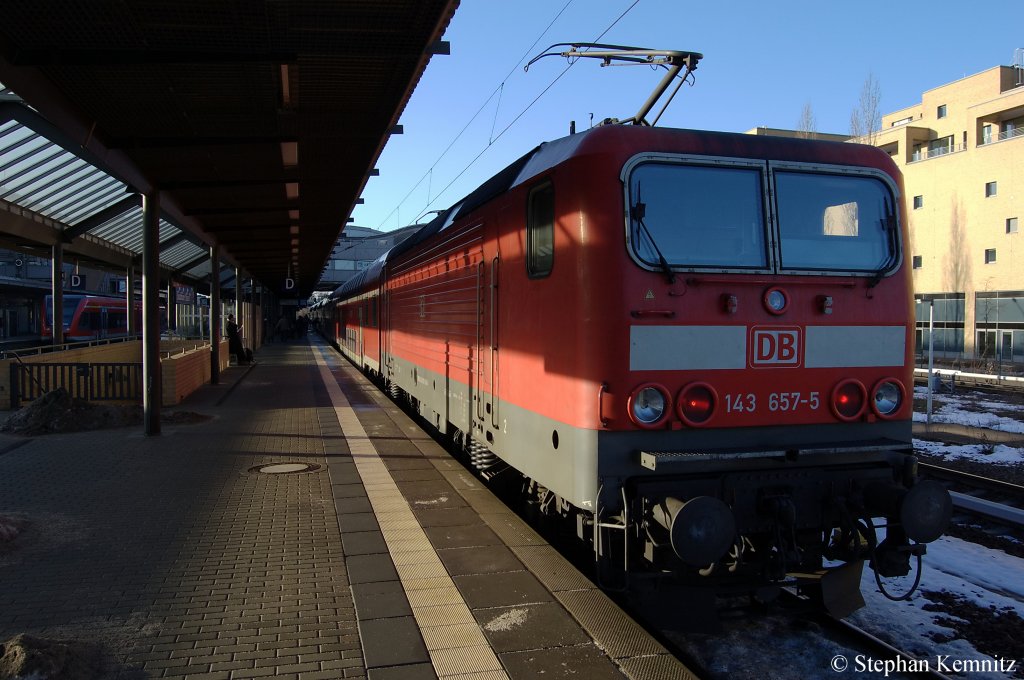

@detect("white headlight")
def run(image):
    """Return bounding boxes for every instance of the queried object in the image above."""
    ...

[632,386,667,425]
[765,288,787,313]
[873,381,901,416]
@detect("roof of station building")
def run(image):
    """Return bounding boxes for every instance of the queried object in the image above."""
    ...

[0,1,458,296]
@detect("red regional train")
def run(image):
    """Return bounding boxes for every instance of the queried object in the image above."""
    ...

[317,122,951,615]
[42,294,142,342]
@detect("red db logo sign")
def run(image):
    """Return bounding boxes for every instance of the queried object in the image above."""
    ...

[750,327,802,367]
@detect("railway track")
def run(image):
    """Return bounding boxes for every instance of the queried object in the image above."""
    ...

[816,609,954,680]
[918,462,1024,531]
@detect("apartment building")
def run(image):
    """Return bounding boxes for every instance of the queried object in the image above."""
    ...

[872,62,1024,364]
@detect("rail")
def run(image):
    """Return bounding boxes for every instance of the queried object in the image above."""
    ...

[9,361,142,408]
[914,367,1024,392]
[780,589,953,680]
[918,462,1024,530]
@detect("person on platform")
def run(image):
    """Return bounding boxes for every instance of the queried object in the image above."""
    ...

[226,313,246,364]
[274,315,292,342]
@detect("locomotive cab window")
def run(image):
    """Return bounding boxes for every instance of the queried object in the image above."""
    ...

[773,169,898,274]
[625,160,768,271]
[527,181,554,278]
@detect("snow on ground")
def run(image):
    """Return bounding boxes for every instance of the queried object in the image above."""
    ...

[913,386,1024,434]
[853,535,1024,673]
[915,439,1024,466]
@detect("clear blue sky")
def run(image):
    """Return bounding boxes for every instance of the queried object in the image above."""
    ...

[351,0,1022,233]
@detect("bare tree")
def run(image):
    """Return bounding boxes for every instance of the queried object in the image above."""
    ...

[942,195,971,358]
[942,195,971,296]
[849,72,882,145]
[797,102,816,139]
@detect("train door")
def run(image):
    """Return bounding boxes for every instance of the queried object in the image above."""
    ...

[357,304,364,359]
[474,246,500,435]
[100,307,109,339]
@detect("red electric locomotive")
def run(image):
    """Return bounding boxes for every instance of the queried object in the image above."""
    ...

[324,47,950,615]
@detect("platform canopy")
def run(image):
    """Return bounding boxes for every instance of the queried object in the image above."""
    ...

[0,1,458,297]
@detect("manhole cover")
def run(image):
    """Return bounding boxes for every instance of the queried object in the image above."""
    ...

[249,462,321,474]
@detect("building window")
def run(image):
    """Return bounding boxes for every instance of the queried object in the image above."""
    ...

[912,255,922,269]
[985,248,997,264]
[982,124,993,145]
[1008,217,1019,234]
[937,104,947,119]
[527,181,555,278]
[986,181,998,197]
[914,293,965,355]
[913,195,923,209]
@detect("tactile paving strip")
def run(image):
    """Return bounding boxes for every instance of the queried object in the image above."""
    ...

[510,544,596,593]
[313,349,509,680]
[617,654,703,680]
[554,589,668,660]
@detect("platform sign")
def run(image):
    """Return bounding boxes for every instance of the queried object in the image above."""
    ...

[69,274,86,290]
[174,284,195,304]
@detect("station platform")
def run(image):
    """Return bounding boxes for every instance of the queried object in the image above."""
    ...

[0,335,696,680]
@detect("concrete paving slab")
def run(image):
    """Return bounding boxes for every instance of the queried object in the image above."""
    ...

[474,602,591,653]
[499,643,625,680]
[453,570,554,609]
[437,544,523,576]
[423,523,502,549]
[353,580,414,620]
[359,615,430,668]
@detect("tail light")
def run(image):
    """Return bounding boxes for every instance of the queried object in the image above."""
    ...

[831,379,867,421]
[871,379,905,418]
[677,382,717,426]
[628,384,671,428]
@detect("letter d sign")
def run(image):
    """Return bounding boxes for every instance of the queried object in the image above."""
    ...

[285,277,295,290]
[750,327,802,367]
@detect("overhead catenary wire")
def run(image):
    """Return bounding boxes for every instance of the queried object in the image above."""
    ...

[404,0,643,224]
[374,0,577,231]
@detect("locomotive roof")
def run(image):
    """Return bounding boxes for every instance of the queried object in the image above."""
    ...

[330,125,897,300]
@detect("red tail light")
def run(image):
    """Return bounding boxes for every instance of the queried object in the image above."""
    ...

[831,379,867,421]
[677,382,717,426]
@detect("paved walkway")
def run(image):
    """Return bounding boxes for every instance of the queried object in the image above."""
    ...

[0,337,693,680]
[0,341,360,679]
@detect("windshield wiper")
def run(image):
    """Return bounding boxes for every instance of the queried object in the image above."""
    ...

[632,188,676,284]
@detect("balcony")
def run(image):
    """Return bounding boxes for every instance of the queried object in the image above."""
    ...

[979,125,1024,146]
[909,142,966,163]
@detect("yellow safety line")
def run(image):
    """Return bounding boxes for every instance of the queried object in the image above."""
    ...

[313,347,508,679]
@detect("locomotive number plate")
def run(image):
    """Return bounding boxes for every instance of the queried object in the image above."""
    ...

[724,391,821,414]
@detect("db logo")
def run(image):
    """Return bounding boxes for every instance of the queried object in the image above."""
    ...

[750,327,802,367]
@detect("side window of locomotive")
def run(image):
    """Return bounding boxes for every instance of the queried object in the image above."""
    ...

[527,182,554,278]
[627,162,768,269]
[774,171,897,273]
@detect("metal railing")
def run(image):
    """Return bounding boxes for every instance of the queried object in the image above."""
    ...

[9,362,142,408]
[0,335,137,361]
[978,125,1023,146]
[909,142,966,162]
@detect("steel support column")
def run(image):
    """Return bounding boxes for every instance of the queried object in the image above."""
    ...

[50,242,63,346]
[126,265,137,336]
[210,245,221,385]
[167,281,176,334]
[142,191,161,436]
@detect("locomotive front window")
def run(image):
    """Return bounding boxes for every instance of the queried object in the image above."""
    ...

[627,163,768,270]
[774,171,898,273]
